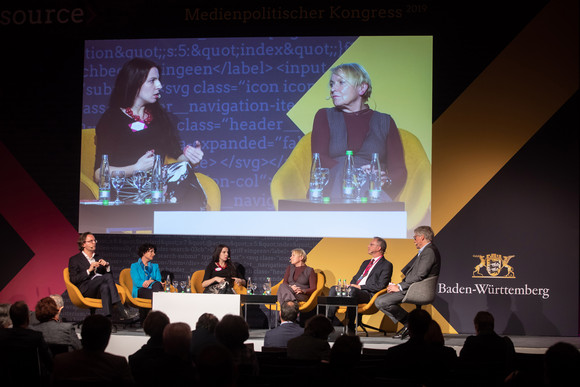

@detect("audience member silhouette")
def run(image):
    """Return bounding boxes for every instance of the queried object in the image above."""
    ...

[128,310,170,385]
[263,300,304,348]
[0,303,12,328]
[330,333,363,368]
[52,314,133,385]
[287,314,334,362]
[190,312,219,360]
[31,296,81,353]
[459,310,516,383]
[197,343,236,387]
[161,322,198,384]
[425,319,458,368]
[215,314,259,378]
[0,301,52,385]
[544,341,580,387]
[384,308,455,386]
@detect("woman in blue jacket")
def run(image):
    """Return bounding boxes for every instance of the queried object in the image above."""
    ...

[130,243,164,299]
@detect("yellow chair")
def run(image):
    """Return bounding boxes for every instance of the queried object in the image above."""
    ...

[337,287,390,336]
[266,271,326,314]
[80,128,222,210]
[63,267,126,315]
[190,269,247,294]
[269,130,431,235]
[190,269,206,294]
[119,268,152,309]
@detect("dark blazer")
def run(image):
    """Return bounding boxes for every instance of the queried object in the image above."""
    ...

[31,320,82,351]
[263,321,304,348]
[287,334,331,362]
[68,252,110,294]
[0,327,53,383]
[53,348,133,384]
[399,243,441,293]
[350,256,393,294]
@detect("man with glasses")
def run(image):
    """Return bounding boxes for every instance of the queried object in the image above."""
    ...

[68,232,137,322]
[327,236,392,333]
[375,225,441,339]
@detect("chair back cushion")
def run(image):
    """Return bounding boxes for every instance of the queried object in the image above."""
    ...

[402,275,438,305]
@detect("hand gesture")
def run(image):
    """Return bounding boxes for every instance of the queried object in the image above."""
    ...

[183,141,204,165]
[133,150,155,172]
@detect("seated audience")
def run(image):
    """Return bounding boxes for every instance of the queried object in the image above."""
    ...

[459,310,516,382]
[425,319,458,367]
[52,314,133,384]
[287,314,334,362]
[215,314,259,377]
[0,303,11,328]
[128,310,170,385]
[544,341,580,387]
[161,322,198,384]
[0,301,52,385]
[197,344,236,387]
[31,296,81,353]
[190,312,219,360]
[384,309,456,386]
[263,300,303,348]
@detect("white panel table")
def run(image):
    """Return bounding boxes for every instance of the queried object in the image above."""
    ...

[152,292,241,329]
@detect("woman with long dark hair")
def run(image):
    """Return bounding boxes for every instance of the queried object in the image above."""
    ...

[93,57,206,208]
[201,244,246,293]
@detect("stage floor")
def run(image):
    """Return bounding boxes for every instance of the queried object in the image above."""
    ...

[104,326,580,359]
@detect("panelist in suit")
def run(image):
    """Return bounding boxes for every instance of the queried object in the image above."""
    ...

[68,232,136,321]
[376,225,441,339]
[263,300,304,348]
[327,237,393,333]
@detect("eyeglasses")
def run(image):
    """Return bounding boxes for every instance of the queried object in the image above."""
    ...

[85,239,97,244]
[412,235,422,239]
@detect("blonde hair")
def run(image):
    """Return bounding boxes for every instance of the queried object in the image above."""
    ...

[330,63,372,102]
[292,248,307,263]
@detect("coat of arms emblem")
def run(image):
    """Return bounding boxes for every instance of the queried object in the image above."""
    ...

[472,254,515,278]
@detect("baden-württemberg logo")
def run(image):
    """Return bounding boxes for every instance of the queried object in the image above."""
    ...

[472,253,515,278]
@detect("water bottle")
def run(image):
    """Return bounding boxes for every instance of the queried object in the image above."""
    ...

[165,274,171,292]
[186,275,191,293]
[369,153,382,201]
[151,154,163,203]
[342,150,356,200]
[266,277,271,295]
[98,154,111,202]
[337,279,343,296]
[308,152,322,202]
[247,277,253,295]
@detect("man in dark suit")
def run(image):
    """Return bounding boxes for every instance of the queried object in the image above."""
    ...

[327,236,393,333]
[0,301,53,385]
[68,232,136,321]
[52,314,134,384]
[263,300,304,348]
[376,225,441,339]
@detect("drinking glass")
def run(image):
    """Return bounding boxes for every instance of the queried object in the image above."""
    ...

[172,280,179,293]
[111,170,125,205]
[179,280,187,293]
[133,170,147,204]
[354,168,369,201]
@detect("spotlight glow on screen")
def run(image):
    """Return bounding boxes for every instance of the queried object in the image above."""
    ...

[79,36,432,238]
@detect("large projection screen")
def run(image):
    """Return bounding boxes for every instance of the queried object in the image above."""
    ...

[79,36,432,238]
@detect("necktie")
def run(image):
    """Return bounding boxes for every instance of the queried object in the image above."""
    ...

[357,258,377,284]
